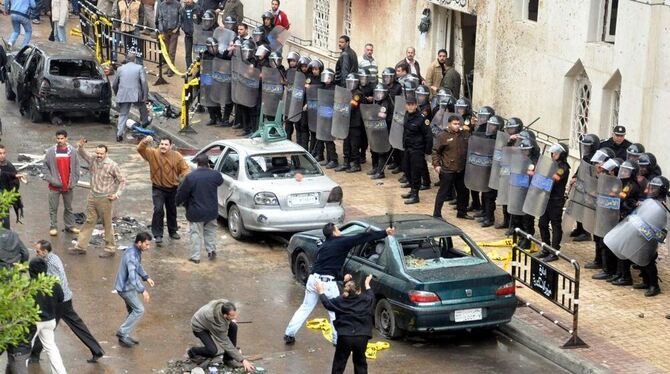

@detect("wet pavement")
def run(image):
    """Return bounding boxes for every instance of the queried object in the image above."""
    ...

[0,81,570,373]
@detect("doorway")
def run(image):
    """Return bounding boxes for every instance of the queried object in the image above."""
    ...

[460,13,477,99]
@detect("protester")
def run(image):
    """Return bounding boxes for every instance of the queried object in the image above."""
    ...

[112,0,144,62]
[358,43,377,84]
[43,130,80,237]
[334,35,358,87]
[397,47,422,82]
[181,0,196,68]
[50,0,68,42]
[6,0,36,49]
[222,0,244,27]
[176,154,223,264]
[113,52,150,142]
[114,232,155,347]
[137,135,189,245]
[317,274,375,374]
[284,223,394,345]
[69,140,126,258]
[187,299,256,371]
[440,57,461,98]
[156,0,182,76]
[0,144,23,229]
[98,0,114,16]
[28,257,67,374]
[425,49,447,95]
[270,0,289,29]
[32,240,105,363]
[140,0,155,30]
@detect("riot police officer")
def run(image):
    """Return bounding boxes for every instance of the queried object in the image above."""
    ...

[357,68,375,165]
[400,92,432,204]
[306,59,326,163]
[599,125,631,160]
[319,68,339,168]
[477,115,504,228]
[475,106,496,134]
[638,153,662,182]
[236,39,259,136]
[589,149,620,279]
[626,143,645,162]
[261,11,275,43]
[416,85,431,119]
[335,73,364,173]
[382,67,402,172]
[536,143,571,262]
[283,51,301,140]
[635,176,669,297]
[494,117,521,233]
[369,83,394,180]
[202,37,223,126]
[514,137,540,249]
[570,133,601,243]
[294,56,312,151]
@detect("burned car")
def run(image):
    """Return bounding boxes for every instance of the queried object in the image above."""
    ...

[186,139,345,240]
[287,214,517,338]
[3,42,112,123]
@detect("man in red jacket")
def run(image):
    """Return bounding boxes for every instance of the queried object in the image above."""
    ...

[271,0,290,29]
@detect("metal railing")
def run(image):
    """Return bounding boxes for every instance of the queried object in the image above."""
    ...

[511,228,588,348]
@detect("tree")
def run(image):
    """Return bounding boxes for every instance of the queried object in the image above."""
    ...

[0,189,58,351]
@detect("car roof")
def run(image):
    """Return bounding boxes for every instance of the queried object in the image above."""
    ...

[356,214,464,238]
[209,138,306,154]
[31,42,96,60]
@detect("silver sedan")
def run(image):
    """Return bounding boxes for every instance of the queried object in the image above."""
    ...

[186,139,345,239]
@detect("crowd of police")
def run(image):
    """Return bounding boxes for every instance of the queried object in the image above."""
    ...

[189,7,669,299]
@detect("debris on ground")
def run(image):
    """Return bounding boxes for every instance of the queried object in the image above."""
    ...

[71,215,150,245]
[162,357,266,374]
[15,153,45,177]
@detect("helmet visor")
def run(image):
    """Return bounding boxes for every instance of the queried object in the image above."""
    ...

[617,165,633,179]
[548,143,566,155]
[590,150,610,164]
[486,123,499,137]
[321,72,334,84]
[374,89,387,102]
[601,158,619,173]
[416,92,428,105]
[346,79,359,91]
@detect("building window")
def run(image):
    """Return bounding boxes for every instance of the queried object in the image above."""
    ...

[313,0,330,50]
[603,0,618,42]
[610,89,620,132]
[570,72,592,150]
[523,0,539,22]
[343,0,352,36]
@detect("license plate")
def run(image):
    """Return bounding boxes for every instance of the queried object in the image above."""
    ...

[288,193,319,207]
[454,308,483,322]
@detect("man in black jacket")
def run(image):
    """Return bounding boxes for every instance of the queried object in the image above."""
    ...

[176,154,223,263]
[284,223,394,345]
[400,95,432,205]
[335,35,358,87]
[318,274,375,374]
[599,125,631,160]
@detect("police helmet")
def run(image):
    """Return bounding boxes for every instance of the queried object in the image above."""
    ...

[626,143,645,161]
[578,133,600,159]
[590,147,615,164]
[416,85,429,105]
[321,68,335,85]
[202,10,216,30]
[345,73,359,91]
[477,106,495,126]
[381,67,396,86]
[486,115,504,137]
[505,117,524,135]
[647,176,670,199]
[357,68,370,86]
[618,160,639,180]
[373,83,388,102]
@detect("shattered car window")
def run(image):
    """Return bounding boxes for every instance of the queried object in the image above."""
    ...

[49,59,102,78]
[401,235,487,270]
[246,152,322,179]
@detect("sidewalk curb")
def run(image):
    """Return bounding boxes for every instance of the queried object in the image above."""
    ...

[496,317,611,374]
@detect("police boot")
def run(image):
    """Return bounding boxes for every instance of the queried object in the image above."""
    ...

[534,249,551,259]
[494,217,510,230]
[645,286,661,297]
[480,220,494,228]
[404,190,420,205]
[371,171,385,180]
[334,162,350,172]
[592,271,612,280]
[367,167,378,176]
[346,162,362,173]
[401,189,414,199]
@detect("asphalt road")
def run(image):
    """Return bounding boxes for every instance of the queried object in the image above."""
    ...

[0,93,569,373]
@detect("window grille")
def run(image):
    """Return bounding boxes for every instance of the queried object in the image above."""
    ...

[313,0,330,50]
[570,72,592,150]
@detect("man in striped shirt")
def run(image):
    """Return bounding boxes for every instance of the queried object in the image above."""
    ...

[69,140,126,258]
[33,240,105,363]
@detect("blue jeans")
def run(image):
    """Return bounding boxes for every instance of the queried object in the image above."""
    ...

[70,0,80,14]
[117,291,145,337]
[9,14,32,48]
[54,23,66,42]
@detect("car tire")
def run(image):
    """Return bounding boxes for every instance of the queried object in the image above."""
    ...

[375,299,403,339]
[96,110,110,124]
[293,252,311,285]
[5,82,15,101]
[227,204,248,240]
[28,97,44,123]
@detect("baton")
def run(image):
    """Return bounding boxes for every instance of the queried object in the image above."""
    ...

[525,117,541,129]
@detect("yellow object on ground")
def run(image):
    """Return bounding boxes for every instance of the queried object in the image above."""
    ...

[306,318,391,360]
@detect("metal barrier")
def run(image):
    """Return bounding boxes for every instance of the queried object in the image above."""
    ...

[77,0,168,85]
[511,228,588,348]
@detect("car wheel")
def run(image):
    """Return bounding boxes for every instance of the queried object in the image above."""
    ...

[28,97,44,123]
[227,204,248,240]
[293,252,311,285]
[375,299,403,339]
[5,82,15,101]
[96,110,110,124]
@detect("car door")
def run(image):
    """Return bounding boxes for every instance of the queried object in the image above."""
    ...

[345,237,390,289]
[10,46,33,91]
[190,144,225,169]
[217,147,240,217]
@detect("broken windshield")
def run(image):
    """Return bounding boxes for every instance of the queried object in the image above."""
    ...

[49,59,102,79]
[246,152,323,179]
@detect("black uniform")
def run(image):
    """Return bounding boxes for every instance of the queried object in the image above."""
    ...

[284,67,299,141]
[387,81,404,170]
[319,82,338,165]
[599,138,632,160]
[402,111,432,192]
[480,130,497,226]
[358,83,374,163]
[341,88,364,168]
[370,95,394,176]
[295,69,311,151]
[201,49,223,125]
[611,179,642,284]
[538,160,570,250]
[306,76,324,160]
[513,148,540,249]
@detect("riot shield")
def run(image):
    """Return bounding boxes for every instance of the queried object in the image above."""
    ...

[283,69,296,118]
[212,58,232,105]
[193,24,213,54]
[507,148,531,215]
[235,62,260,108]
[565,160,598,233]
[306,82,321,132]
[522,155,558,217]
[496,146,514,206]
[389,95,405,151]
[199,59,216,107]
[604,199,668,266]
[213,27,236,53]
[316,89,335,141]
[594,174,622,237]
[430,108,445,147]
[464,135,495,193]
[488,131,511,190]
[261,67,283,116]
[361,104,392,153]
[332,86,351,139]
[230,45,241,105]
[288,71,306,121]
[267,26,291,51]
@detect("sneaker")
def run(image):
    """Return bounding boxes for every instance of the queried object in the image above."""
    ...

[155,236,163,244]
[283,335,295,345]
[189,258,201,264]
[49,228,58,236]
[68,247,86,255]
[208,251,217,260]
[169,232,181,240]
[32,19,41,24]
[65,227,80,234]
[98,251,115,258]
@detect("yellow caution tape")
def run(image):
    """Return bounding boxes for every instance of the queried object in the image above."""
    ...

[476,238,515,247]
[158,33,185,76]
[306,318,391,360]
[180,77,200,130]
